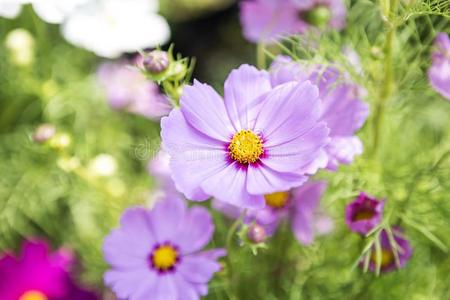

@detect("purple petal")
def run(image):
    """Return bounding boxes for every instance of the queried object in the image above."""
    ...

[149,196,186,242]
[180,80,234,141]
[104,269,155,300]
[246,164,308,195]
[270,55,309,86]
[103,208,155,270]
[291,181,327,245]
[178,255,222,284]
[201,162,265,208]
[254,81,324,146]
[428,59,450,100]
[223,64,272,131]
[174,207,215,255]
[240,0,305,43]
[161,109,229,200]
[325,136,363,170]
[173,274,201,300]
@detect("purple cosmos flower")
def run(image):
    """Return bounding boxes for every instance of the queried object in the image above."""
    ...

[428,32,450,100]
[270,55,369,170]
[240,0,346,44]
[161,64,329,209]
[345,193,385,235]
[364,227,413,273]
[213,181,331,245]
[97,60,172,120]
[103,196,226,300]
[0,239,97,300]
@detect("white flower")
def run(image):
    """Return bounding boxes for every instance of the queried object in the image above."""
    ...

[62,0,170,58]
[0,0,87,23]
[88,154,118,177]
[0,0,27,19]
[5,28,35,66]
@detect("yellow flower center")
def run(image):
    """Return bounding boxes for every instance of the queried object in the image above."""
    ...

[264,192,290,208]
[228,130,263,164]
[19,291,48,300]
[152,245,178,271]
[353,209,375,221]
[370,249,394,268]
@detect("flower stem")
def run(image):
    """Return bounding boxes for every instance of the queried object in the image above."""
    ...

[257,42,266,69]
[225,209,246,299]
[371,0,399,156]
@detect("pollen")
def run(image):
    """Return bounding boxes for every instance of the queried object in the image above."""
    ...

[352,209,375,221]
[19,291,48,300]
[228,130,263,164]
[264,191,290,208]
[151,245,179,271]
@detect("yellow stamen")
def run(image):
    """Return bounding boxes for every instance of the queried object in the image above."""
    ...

[19,291,48,300]
[370,249,394,268]
[264,192,290,208]
[228,130,263,164]
[152,245,178,270]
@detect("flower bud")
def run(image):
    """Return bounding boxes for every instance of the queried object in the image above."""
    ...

[49,133,72,150]
[32,124,56,144]
[301,6,331,28]
[247,224,266,244]
[143,50,170,74]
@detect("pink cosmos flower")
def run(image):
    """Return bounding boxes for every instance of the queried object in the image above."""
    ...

[97,60,172,120]
[0,239,97,300]
[161,64,330,209]
[345,193,385,235]
[103,196,225,300]
[428,32,450,100]
[270,55,369,170]
[240,0,346,44]
[213,181,333,245]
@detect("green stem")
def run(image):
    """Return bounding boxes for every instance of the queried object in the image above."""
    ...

[225,209,246,300]
[371,0,399,156]
[256,42,266,69]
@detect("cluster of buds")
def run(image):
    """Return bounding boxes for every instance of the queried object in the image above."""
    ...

[137,45,195,104]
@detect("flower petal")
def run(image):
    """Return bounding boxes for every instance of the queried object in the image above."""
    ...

[178,255,221,284]
[161,109,229,200]
[104,269,155,300]
[246,164,308,195]
[223,64,272,130]
[181,80,234,141]
[200,163,265,209]
[103,208,154,269]
[174,207,214,255]
[149,196,186,242]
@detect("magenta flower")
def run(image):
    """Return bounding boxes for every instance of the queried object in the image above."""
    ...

[214,181,331,245]
[345,193,385,235]
[97,61,172,120]
[103,196,225,300]
[161,64,329,209]
[270,56,369,170]
[240,0,346,44]
[0,239,97,300]
[428,32,450,100]
[364,227,413,273]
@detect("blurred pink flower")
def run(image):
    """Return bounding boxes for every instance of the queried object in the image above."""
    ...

[428,32,450,100]
[97,61,172,120]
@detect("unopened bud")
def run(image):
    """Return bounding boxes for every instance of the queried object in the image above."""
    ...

[247,224,266,244]
[143,50,170,74]
[301,6,331,28]
[49,133,72,150]
[33,123,56,144]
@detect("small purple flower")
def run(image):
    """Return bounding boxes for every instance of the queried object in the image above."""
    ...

[240,0,346,44]
[103,196,225,300]
[270,56,369,170]
[428,32,450,100]
[364,227,413,273]
[161,64,329,209]
[214,181,331,245]
[0,239,97,300]
[97,61,172,120]
[345,193,385,235]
